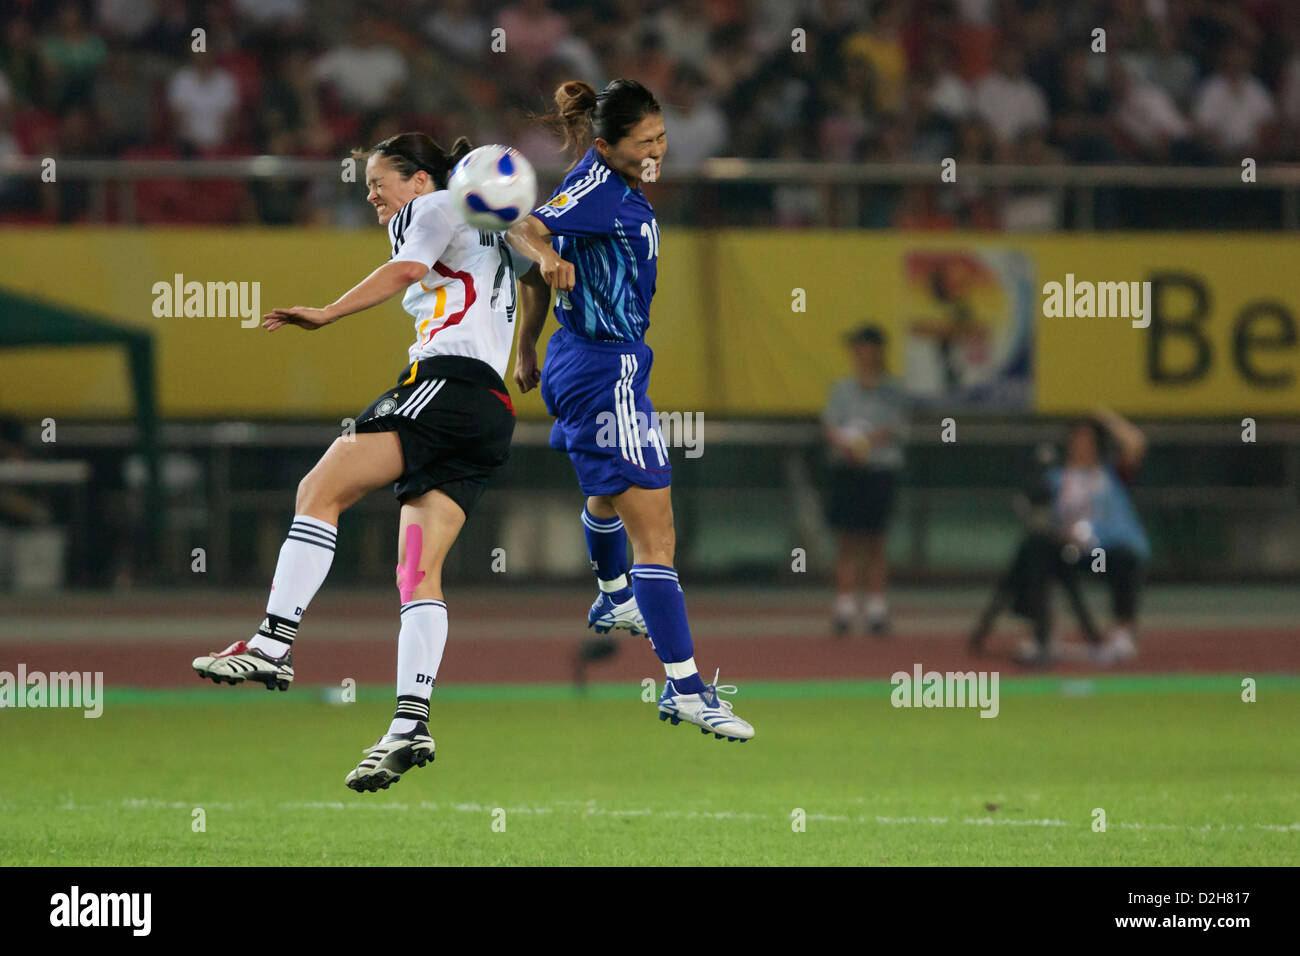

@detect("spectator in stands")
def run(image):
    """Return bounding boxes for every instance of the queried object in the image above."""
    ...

[819,65,870,162]
[49,105,95,221]
[425,0,488,63]
[1281,34,1300,155]
[842,0,908,114]
[39,1,107,110]
[231,0,307,37]
[973,45,1049,155]
[651,0,711,74]
[95,48,153,154]
[1046,48,1117,163]
[1124,19,1198,109]
[659,64,726,168]
[255,46,314,151]
[139,0,192,55]
[917,42,971,126]
[498,0,569,70]
[94,0,158,45]
[311,16,407,115]
[1111,58,1196,163]
[1000,125,1064,231]
[167,47,240,151]
[822,324,908,637]
[1,17,46,109]
[1192,39,1277,158]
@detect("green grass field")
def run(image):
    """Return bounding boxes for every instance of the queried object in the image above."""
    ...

[3,677,1297,865]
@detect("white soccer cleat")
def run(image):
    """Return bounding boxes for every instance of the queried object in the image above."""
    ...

[192,640,294,691]
[588,591,648,637]
[657,670,754,742]
[345,723,436,792]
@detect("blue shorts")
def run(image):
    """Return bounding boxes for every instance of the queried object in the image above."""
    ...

[540,326,672,496]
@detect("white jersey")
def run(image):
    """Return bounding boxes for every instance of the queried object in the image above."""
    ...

[387,191,529,380]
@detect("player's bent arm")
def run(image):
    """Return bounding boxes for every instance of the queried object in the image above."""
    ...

[1094,406,1148,469]
[506,215,575,291]
[513,267,551,393]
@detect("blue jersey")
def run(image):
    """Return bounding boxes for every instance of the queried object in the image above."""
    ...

[531,147,659,343]
[1049,464,1151,560]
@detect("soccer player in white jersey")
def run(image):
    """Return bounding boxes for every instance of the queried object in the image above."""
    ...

[191,132,530,791]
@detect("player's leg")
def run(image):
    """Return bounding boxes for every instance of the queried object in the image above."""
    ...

[583,493,646,635]
[615,484,754,741]
[860,471,897,634]
[193,431,403,689]
[1096,545,1140,663]
[832,531,863,636]
[862,533,889,634]
[346,488,464,792]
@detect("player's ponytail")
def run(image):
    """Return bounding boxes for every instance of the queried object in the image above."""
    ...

[360,132,475,190]
[534,80,599,156]
[533,78,660,164]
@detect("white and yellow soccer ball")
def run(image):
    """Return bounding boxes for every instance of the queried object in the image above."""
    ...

[448,144,537,231]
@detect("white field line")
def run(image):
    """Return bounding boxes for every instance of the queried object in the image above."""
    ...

[41,797,1300,834]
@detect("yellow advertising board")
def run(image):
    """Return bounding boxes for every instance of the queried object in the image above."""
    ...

[0,229,1296,418]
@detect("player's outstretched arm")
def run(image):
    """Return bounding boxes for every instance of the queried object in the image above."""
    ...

[262,260,429,331]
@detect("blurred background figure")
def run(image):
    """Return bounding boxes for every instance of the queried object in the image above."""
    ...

[821,325,908,637]
[969,440,1103,667]
[1050,409,1150,663]
[970,409,1150,667]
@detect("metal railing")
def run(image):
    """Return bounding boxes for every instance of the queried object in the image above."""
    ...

[16,418,1300,587]
[4,157,1300,229]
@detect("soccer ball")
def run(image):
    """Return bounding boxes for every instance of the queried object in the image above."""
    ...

[448,144,537,231]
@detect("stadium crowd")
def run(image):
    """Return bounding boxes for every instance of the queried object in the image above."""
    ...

[2,0,1299,225]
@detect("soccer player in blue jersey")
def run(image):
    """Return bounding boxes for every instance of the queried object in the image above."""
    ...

[507,79,753,742]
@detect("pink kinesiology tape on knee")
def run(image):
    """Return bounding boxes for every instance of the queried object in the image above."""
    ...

[396,524,426,603]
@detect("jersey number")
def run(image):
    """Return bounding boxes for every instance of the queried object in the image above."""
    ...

[640,219,660,260]
[484,232,517,323]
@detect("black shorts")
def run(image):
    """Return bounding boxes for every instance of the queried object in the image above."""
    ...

[825,465,897,533]
[1068,543,1145,622]
[354,355,515,515]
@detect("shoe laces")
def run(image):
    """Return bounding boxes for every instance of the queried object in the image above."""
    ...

[704,669,738,712]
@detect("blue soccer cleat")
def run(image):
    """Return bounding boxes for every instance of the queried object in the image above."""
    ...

[657,670,754,742]
[588,591,648,637]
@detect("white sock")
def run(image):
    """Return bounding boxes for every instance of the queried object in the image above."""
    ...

[248,515,337,656]
[388,600,448,735]
[864,594,888,620]
[833,593,858,620]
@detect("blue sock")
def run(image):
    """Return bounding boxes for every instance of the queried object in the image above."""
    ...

[582,507,632,602]
[631,564,705,695]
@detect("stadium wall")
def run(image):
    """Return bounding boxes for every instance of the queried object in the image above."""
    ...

[1,229,1297,419]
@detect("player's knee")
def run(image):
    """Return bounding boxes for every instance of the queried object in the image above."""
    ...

[297,469,351,519]
[294,473,318,513]
[587,495,617,519]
